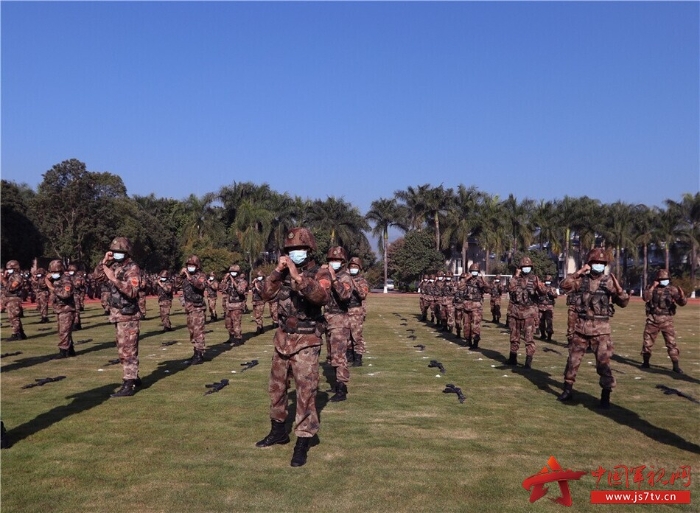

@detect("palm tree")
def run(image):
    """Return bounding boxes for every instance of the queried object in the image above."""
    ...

[501,194,536,260]
[601,201,635,285]
[366,197,403,292]
[180,192,225,248]
[666,192,700,288]
[233,199,273,280]
[394,184,431,231]
[307,197,369,248]
[631,204,655,291]
[653,207,682,271]
[441,185,484,272]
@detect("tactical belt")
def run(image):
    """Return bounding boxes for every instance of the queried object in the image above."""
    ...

[578,314,609,321]
[281,318,317,335]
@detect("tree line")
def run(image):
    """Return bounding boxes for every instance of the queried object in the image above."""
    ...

[2,159,698,292]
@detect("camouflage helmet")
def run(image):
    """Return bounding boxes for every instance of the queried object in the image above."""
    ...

[327,246,347,262]
[656,269,670,280]
[159,270,170,278]
[109,237,133,254]
[68,264,78,272]
[185,255,201,269]
[586,248,608,264]
[48,259,64,273]
[437,270,445,277]
[229,264,241,273]
[519,257,533,268]
[468,263,480,272]
[5,260,20,270]
[545,275,553,281]
[208,272,216,279]
[348,257,363,268]
[255,269,264,277]
[284,227,317,251]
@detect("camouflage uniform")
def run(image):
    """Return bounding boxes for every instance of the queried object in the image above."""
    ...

[100,281,111,315]
[205,274,219,321]
[441,276,456,332]
[222,267,248,346]
[537,278,558,341]
[489,278,504,324]
[48,262,76,356]
[347,258,370,365]
[461,266,491,348]
[641,271,687,373]
[558,249,629,406]
[181,256,208,362]
[94,238,142,396]
[251,273,266,333]
[453,275,466,337]
[32,268,51,323]
[155,271,174,331]
[1,261,26,340]
[68,266,84,329]
[74,270,87,312]
[507,257,547,368]
[137,271,148,319]
[418,277,429,321]
[256,227,331,468]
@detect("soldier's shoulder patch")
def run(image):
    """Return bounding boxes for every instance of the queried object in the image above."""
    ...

[130,277,140,287]
[318,278,331,289]
[64,286,71,292]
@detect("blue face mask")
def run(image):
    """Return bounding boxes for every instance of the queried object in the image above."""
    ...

[591,263,605,274]
[113,252,125,261]
[288,250,308,265]
[51,273,61,280]
[330,261,342,271]
[521,267,532,274]
[187,266,197,273]
[349,268,359,276]
[659,279,670,287]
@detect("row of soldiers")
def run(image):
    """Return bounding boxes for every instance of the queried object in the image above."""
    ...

[416,250,688,408]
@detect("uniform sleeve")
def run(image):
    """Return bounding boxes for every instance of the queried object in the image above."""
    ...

[674,286,688,307]
[332,273,354,301]
[354,277,370,300]
[114,265,141,299]
[642,285,654,303]
[299,268,330,306]
[261,270,284,301]
[560,275,579,293]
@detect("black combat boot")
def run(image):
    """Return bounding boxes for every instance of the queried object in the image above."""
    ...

[191,350,204,365]
[80,306,84,312]
[19,330,27,340]
[329,382,348,402]
[455,326,461,338]
[256,326,264,335]
[352,354,363,367]
[67,343,76,357]
[466,337,472,348]
[524,355,533,369]
[420,313,426,322]
[226,334,236,345]
[472,335,480,349]
[256,419,290,447]
[507,352,518,366]
[672,361,684,374]
[110,379,137,398]
[599,388,611,409]
[272,322,279,329]
[40,317,49,324]
[557,383,574,402]
[290,437,311,467]
[232,338,243,347]
[641,353,651,369]
[57,348,69,359]
[547,332,553,341]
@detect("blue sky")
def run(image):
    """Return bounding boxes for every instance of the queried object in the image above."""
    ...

[2,1,698,216]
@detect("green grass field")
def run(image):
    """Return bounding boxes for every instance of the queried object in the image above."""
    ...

[2,294,699,512]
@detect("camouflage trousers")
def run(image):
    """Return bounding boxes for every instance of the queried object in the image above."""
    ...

[268,301,279,324]
[348,307,366,355]
[186,306,207,351]
[538,309,553,337]
[564,332,615,390]
[326,312,351,384]
[510,315,537,356]
[115,319,140,380]
[77,290,85,310]
[138,293,146,317]
[37,291,50,318]
[158,300,172,329]
[454,306,463,330]
[101,291,110,313]
[442,301,455,329]
[462,306,483,340]
[3,297,23,335]
[73,295,81,325]
[427,300,437,321]
[253,301,265,329]
[642,315,679,362]
[419,297,427,317]
[207,297,217,319]
[566,307,577,341]
[225,305,245,338]
[57,311,75,350]
[490,299,501,321]
[268,346,321,437]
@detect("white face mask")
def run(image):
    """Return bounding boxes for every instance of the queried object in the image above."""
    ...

[69,271,75,276]
[36,274,42,278]
[257,276,263,281]
[208,277,214,281]
[438,277,444,281]
[591,263,605,274]
[521,267,532,274]
[288,250,308,265]
[659,279,670,287]
[429,279,434,283]
[112,252,125,261]
[160,278,167,282]
[329,261,342,271]
[6,269,13,275]
[471,271,479,277]
[187,266,197,273]
[545,281,551,285]
[494,280,500,283]
[349,268,359,276]
[230,272,237,277]
[51,273,61,280]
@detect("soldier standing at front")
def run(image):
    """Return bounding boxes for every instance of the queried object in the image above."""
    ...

[323,246,354,401]
[1,260,26,340]
[507,257,547,368]
[222,264,248,346]
[347,257,370,367]
[46,260,76,358]
[557,249,629,408]
[641,269,687,374]
[93,237,142,397]
[155,270,174,332]
[205,272,219,322]
[537,275,558,341]
[180,255,208,364]
[255,227,331,468]
[68,264,84,330]
[461,263,491,349]
[32,267,51,324]
[251,270,266,334]
[490,275,504,324]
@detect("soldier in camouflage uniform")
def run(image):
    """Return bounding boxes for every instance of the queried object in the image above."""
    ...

[222,264,248,346]
[418,275,429,321]
[137,271,148,319]
[453,273,467,338]
[489,275,504,324]
[423,275,436,323]
[557,249,629,408]
[537,275,558,341]
[507,257,547,368]
[1,260,26,340]
[32,267,51,323]
[347,257,370,367]
[205,272,219,322]
[180,255,208,364]
[46,260,76,358]
[94,237,143,397]
[323,246,354,401]
[641,269,687,374]
[441,274,456,333]
[155,270,174,332]
[434,271,447,330]
[251,270,266,334]
[100,279,111,315]
[68,264,84,329]
[460,263,491,349]
[255,227,331,467]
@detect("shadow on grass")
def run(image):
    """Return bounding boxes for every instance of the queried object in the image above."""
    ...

[5,383,117,448]
[0,341,116,374]
[611,354,700,385]
[477,346,700,455]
